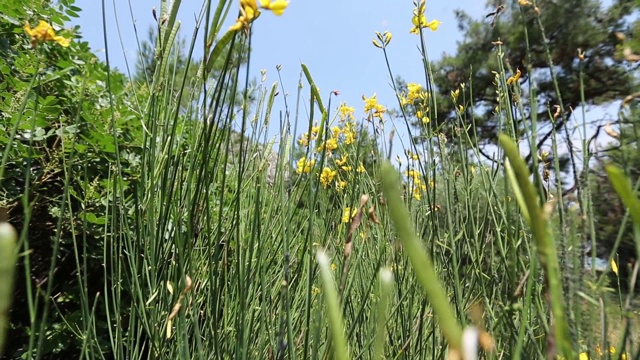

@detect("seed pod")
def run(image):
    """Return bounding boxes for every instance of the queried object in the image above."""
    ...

[0,221,17,357]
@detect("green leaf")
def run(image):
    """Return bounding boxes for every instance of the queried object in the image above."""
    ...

[606,165,640,261]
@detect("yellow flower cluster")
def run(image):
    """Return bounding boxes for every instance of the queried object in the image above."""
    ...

[319,167,337,188]
[230,0,289,32]
[410,0,441,35]
[363,93,386,120]
[557,345,628,360]
[296,157,315,174]
[295,102,366,192]
[399,83,430,125]
[338,103,355,122]
[24,20,70,48]
[405,169,430,200]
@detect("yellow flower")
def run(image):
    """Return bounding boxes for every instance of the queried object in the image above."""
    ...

[230,0,261,31]
[298,132,310,147]
[343,122,356,144]
[410,4,441,35]
[331,126,342,138]
[357,162,366,173]
[311,286,321,296]
[259,0,289,15]
[24,20,70,48]
[363,93,386,118]
[338,103,355,121]
[342,207,356,223]
[611,258,619,276]
[335,155,348,166]
[341,165,352,172]
[337,180,348,191]
[296,157,315,174]
[405,169,420,180]
[311,125,320,135]
[319,167,337,188]
[407,83,424,102]
[231,0,288,31]
[406,150,419,161]
[518,0,532,5]
[318,137,338,152]
[578,352,589,360]
[507,69,521,85]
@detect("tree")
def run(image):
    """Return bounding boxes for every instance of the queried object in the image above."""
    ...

[422,0,638,161]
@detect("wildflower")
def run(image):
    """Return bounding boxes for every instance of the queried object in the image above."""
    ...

[24,20,70,48]
[259,0,288,15]
[416,110,430,124]
[298,132,311,147]
[410,0,441,34]
[337,180,348,191]
[230,0,261,31]
[407,83,424,102]
[331,126,342,138]
[518,0,532,5]
[335,155,348,166]
[507,69,521,85]
[406,150,419,161]
[319,167,337,188]
[318,137,338,152]
[410,16,441,34]
[343,122,357,144]
[296,157,315,174]
[363,93,386,118]
[338,103,355,121]
[311,286,321,296]
[230,0,289,31]
[611,258,619,276]
[341,165,352,172]
[331,263,337,271]
[342,207,356,223]
[357,162,366,173]
[311,125,320,135]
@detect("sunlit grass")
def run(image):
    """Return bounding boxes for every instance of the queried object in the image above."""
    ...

[1,0,640,359]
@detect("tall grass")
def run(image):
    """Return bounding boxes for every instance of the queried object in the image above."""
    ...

[2,0,640,359]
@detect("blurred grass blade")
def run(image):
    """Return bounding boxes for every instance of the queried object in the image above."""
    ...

[373,268,393,359]
[605,165,640,261]
[205,29,235,75]
[498,133,573,359]
[0,219,18,356]
[504,158,530,223]
[379,161,463,352]
[301,64,327,141]
[316,250,350,360]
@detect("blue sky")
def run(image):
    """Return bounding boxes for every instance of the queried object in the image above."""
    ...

[73,0,489,148]
[72,0,621,164]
